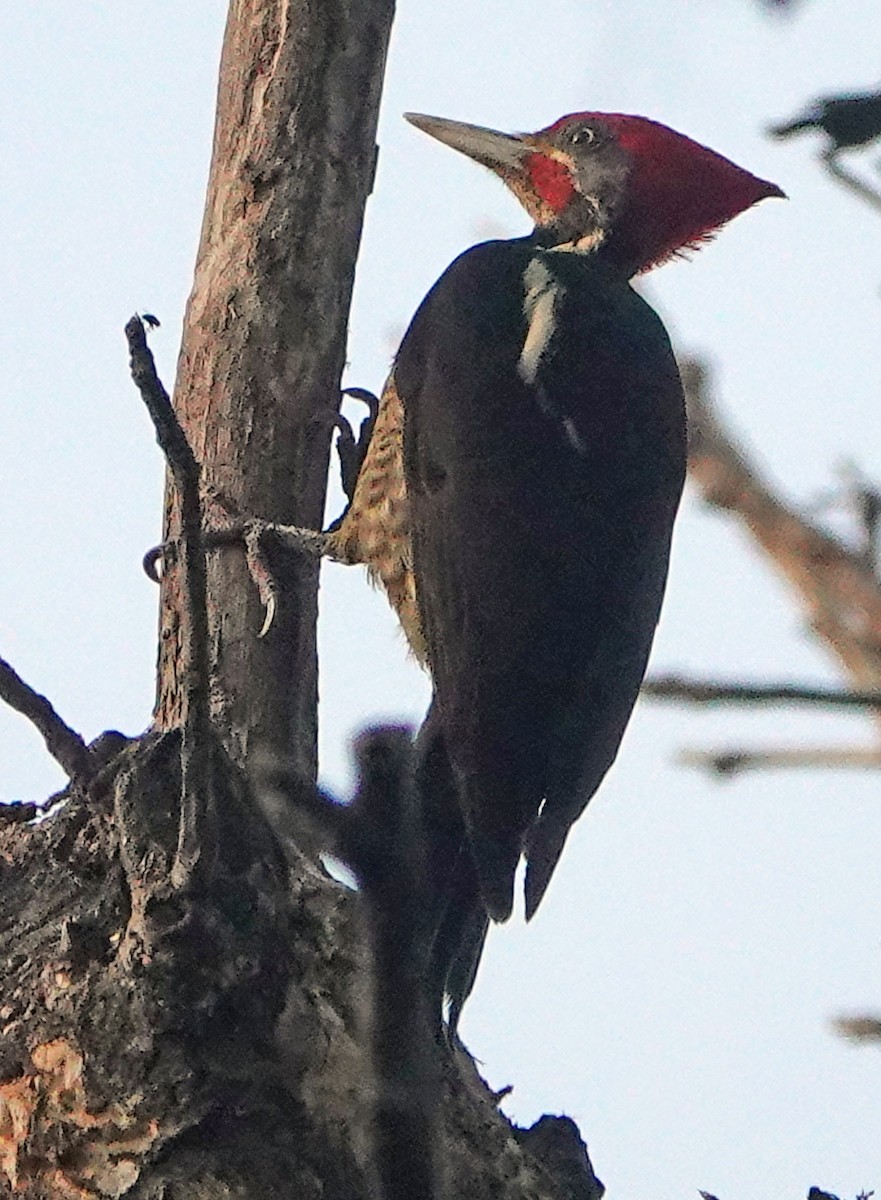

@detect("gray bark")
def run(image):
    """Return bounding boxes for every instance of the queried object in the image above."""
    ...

[155,0,392,777]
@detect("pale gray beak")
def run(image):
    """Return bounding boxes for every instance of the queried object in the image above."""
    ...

[404,112,529,170]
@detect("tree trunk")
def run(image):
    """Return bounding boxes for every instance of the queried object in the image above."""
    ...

[0,731,602,1198]
[0,3,605,1196]
[155,0,392,775]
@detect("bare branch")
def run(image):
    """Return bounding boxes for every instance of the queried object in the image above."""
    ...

[822,150,881,214]
[643,674,881,709]
[0,654,93,784]
[678,745,881,778]
[125,315,209,736]
[665,365,881,776]
[125,315,211,885]
[682,359,881,694]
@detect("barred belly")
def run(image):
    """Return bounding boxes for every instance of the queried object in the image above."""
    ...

[327,374,427,664]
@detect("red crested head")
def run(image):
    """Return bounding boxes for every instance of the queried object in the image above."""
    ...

[405,110,784,275]
[542,112,784,270]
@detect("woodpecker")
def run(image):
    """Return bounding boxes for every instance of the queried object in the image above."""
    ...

[331,111,782,1023]
[769,89,881,152]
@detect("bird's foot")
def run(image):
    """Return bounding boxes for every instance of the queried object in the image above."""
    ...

[325,387,381,531]
[240,518,330,637]
[143,493,332,637]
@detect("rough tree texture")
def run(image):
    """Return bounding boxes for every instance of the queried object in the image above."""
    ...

[0,739,603,1198]
[0,2,608,1196]
[156,0,393,775]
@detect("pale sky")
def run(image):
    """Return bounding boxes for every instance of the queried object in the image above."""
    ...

[2,3,881,1197]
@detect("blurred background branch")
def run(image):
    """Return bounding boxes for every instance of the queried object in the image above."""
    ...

[642,676,881,709]
[823,152,881,214]
[642,358,881,769]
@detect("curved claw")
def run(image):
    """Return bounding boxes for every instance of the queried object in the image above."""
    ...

[334,415,360,502]
[336,387,381,507]
[257,593,277,639]
[342,386,381,422]
[334,412,356,446]
[243,520,282,639]
[143,544,166,583]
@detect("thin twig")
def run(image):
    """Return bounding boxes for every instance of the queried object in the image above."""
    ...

[125,315,209,729]
[679,745,881,778]
[823,150,881,214]
[157,521,329,561]
[832,1013,881,1045]
[143,522,329,572]
[643,674,881,709]
[125,315,211,884]
[0,654,93,784]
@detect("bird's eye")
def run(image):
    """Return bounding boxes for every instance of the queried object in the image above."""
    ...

[568,126,595,147]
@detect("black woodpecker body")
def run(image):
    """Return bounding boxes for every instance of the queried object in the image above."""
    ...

[400,237,686,926]
[343,111,783,1027]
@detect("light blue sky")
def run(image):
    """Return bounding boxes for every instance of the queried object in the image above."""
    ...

[2,3,881,1196]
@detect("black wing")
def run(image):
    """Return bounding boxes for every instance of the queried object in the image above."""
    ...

[397,240,686,922]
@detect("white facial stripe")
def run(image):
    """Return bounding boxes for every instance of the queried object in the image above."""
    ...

[518,257,563,386]
[561,416,585,454]
[551,229,606,255]
[518,257,587,457]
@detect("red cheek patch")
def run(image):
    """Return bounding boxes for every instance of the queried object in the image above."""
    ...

[526,152,577,212]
